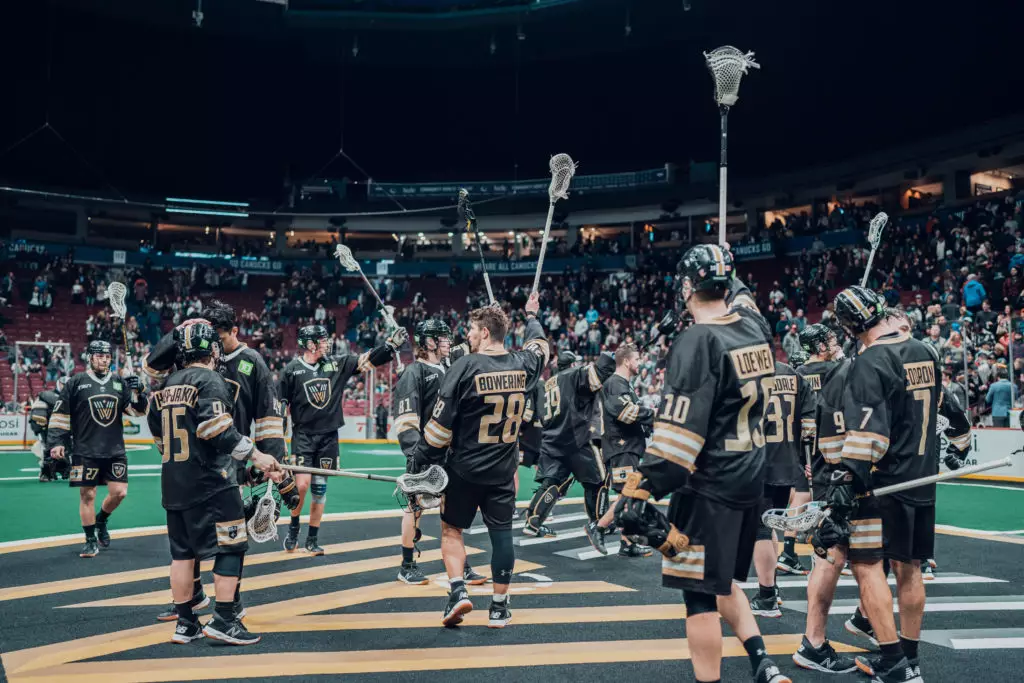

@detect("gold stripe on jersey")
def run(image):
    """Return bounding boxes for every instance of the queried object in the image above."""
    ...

[423,419,452,448]
[197,413,233,440]
[801,419,817,439]
[523,403,535,422]
[803,374,822,391]
[842,430,889,462]
[141,355,170,380]
[849,518,883,549]
[394,414,419,435]
[650,422,704,472]
[31,414,47,426]
[524,337,551,364]
[904,361,937,390]
[617,402,640,424]
[152,385,199,411]
[772,375,798,394]
[215,519,248,547]
[949,432,971,450]
[474,371,527,395]
[661,547,705,580]
[153,437,164,456]
[703,312,741,326]
[47,413,71,430]
[818,435,844,463]
[254,417,284,440]
[587,364,602,392]
[356,351,373,373]
[124,404,147,418]
[729,344,774,380]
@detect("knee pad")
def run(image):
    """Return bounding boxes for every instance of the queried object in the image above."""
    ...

[310,475,328,505]
[756,522,774,542]
[683,590,718,617]
[212,552,243,578]
[526,477,569,529]
[487,528,515,585]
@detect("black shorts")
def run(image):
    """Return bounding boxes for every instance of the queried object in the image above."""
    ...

[291,431,338,471]
[760,483,792,515]
[846,496,884,562]
[793,474,810,494]
[519,446,539,469]
[536,443,605,486]
[880,498,935,563]
[663,493,760,596]
[440,468,516,531]
[69,455,128,488]
[606,453,642,492]
[166,487,249,561]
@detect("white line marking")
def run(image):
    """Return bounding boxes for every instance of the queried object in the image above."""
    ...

[950,637,1024,650]
[465,513,589,536]
[938,524,1024,536]
[939,481,1024,492]
[518,529,587,546]
[737,573,1006,590]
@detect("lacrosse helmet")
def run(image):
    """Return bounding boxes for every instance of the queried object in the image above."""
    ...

[834,286,886,336]
[787,348,809,369]
[799,323,835,356]
[557,351,582,372]
[175,321,219,365]
[87,340,112,357]
[298,324,329,350]
[413,318,451,348]
[677,244,734,298]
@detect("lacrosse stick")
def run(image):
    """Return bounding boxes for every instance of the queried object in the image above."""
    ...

[860,211,888,287]
[704,46,760,246]
[531,154,577,296]
[334,244,397,330]
[107,282,132,368]
[281,462,448,508]
[246,482,280,544]
[457,189,496,306]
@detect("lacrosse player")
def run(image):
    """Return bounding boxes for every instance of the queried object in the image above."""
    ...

[521,350,615,539]
[614,245,791,683]
[392,318,485,585]
[148,321,281,645]
[515,377,544,521]
[814,287,936,683]
[31,376,69,482]
[47,340,147,558]
[279,323,406,554]
[412,294,549,628]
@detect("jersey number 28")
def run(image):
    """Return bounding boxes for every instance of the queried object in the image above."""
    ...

[480,393,526,444]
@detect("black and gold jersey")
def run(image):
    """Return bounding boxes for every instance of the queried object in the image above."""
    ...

[46,371,147,460]
[392,359,447,458]
[518,380,544,460]
[540,359,613,453]
[840,332,940,505]
[218,344,285,460]
[148,365,252,510]
[29,389,59,439]
[763,361,816,486]
[796,359,840,398]
[279,352,373,435]
[416,319,550,485]
[812,360,851,492]
[601,373,655,461]
[939,384,972,456]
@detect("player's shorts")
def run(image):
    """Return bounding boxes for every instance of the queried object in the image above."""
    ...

[878,497,935,563]
[519,446,540,469]
[291,431,338,472]
[761,483,792,515]
[69,455,128,488]
[663,493,760,596]
[440,468,516,531]
[536,443,605,486]
[793,473,810,494]
[606,452,641,492]
[845,496,888,563]
[166,487,249,561]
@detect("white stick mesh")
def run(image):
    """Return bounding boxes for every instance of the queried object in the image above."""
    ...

[108,281,128,319]
[397,464,448,496]
[868,211,888,247]
[334,244,359,271]
[548,153,577,202]
[246,484,280,543]
[704,46,760,106]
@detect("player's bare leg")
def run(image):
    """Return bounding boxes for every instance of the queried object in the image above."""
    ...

[398,510,428,585]
[94,480,127,549]
[716,583,789,682]
[750,534,781,617]
[778,490,811,575]
[851,559,906,675]
[78,486,100,557]
[892,559,925,663]
[284,473,310,552]
[168,558,205,643]
[791,545,857,673]
[440,521,474,626]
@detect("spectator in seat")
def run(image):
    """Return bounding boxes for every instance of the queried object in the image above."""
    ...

[985,365,1016,427]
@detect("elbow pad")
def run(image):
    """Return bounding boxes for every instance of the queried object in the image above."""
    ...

[367,344,395,367]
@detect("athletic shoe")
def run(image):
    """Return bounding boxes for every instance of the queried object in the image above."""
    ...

[521,524,556,538]
[856,655,921,681]
[792,636,858,673]
[233,601,247,621]
[927,558,937,570]
[922,564,934,580]
[754,657,792,683]
[750,588,782,618]
[95,522,111,548]
[38,471,51,483]
[584,521,608,556]
[398,562,429,585]
[841,561,853,576]
[488,598,512,628]
[283,528,298,552]
[619,541,653,558]
[304,537,325,556]
[844,613,879,648]
[510,509,523,521]
[463,565,488,585]
[156,591,210,622]
[80,540,99,558]
[171,618,204,644]
[202,614,261,645]
[442,585,473,627]
[777,550,809,575]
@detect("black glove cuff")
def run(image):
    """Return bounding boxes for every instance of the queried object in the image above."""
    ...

[367,344,395,367]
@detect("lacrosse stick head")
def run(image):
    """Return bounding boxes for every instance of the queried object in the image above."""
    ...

[936,414,950,435]
[868,211,888,248]
[394,464,448,511]
[704,46,761,107]
[761,501,829,534]
[334,244,359,272]
[108,281,128,320]
[244,482,281,544]
[548,153,577,202]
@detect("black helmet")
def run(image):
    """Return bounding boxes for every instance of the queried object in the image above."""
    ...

[202,300,237,332]
[175,321,219,365]
[799,323,834,356]
[557,351,582,371]
[413,319,451,348]
[834,286,886,335]
[787,348,809,369]
[87,340,112,356]
[677,244,734,295]
[298,324,329,349]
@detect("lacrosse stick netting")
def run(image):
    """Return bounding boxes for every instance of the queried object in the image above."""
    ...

[860,211,888,287]
[704,46,761,107]
[532,153,577,295]
[246,482,280,543]
[107,282,133,368]
[334,244,398,329]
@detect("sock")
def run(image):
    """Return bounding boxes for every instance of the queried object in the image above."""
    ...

[448,577,465,593]
[308,525,319,539]
[234,582,241,603]
[743,635,768,673]
[900,635,919,660]
[83,524,96,541]
[784,537,795,556]
[96,509,110,526]
[758,584,776,599]
[492,593,508,604]
[175,601,195,622]
[289,516,300,532]
[402,546,414,564]
[215,600,235,621]
[878,640,904,669]
[191,562,202,598]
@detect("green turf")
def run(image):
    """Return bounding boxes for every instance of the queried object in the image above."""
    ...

[0,445,1016,542]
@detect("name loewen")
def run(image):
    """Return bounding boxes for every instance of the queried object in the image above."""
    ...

[731,344,774,380]
[475,371,527,395]
[153,385,199,410]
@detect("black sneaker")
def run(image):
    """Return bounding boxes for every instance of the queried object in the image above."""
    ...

[80,540,99,558]
[584,521,608,556]
[754,657,793,683]
[442,585,473,627]
[398,562,429,585]
[488,598,512,628]
[156,591,210,622]
[202,614,261,645]
[750,589,782,618]
[776,550,809,575]
[619,541,653,558]
[463,565,488,585]
[305,537,325,556]
[922,563,934,581]
[857,655,921,682]
[171,618,204,644]
[844,614,878,648]
[95,522,111,548]
[792,636,858,673]
[522,524,556,538]
[510,508,523,521]
[283,527,298,552]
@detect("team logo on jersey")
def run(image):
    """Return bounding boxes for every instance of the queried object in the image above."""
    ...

[111,462,127,479]
[223,378,241,404]
[304,378,331,410]
[319,457,334,470]
[88,394,120,427]
[238,360,254,376]
[113,381,123,391]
